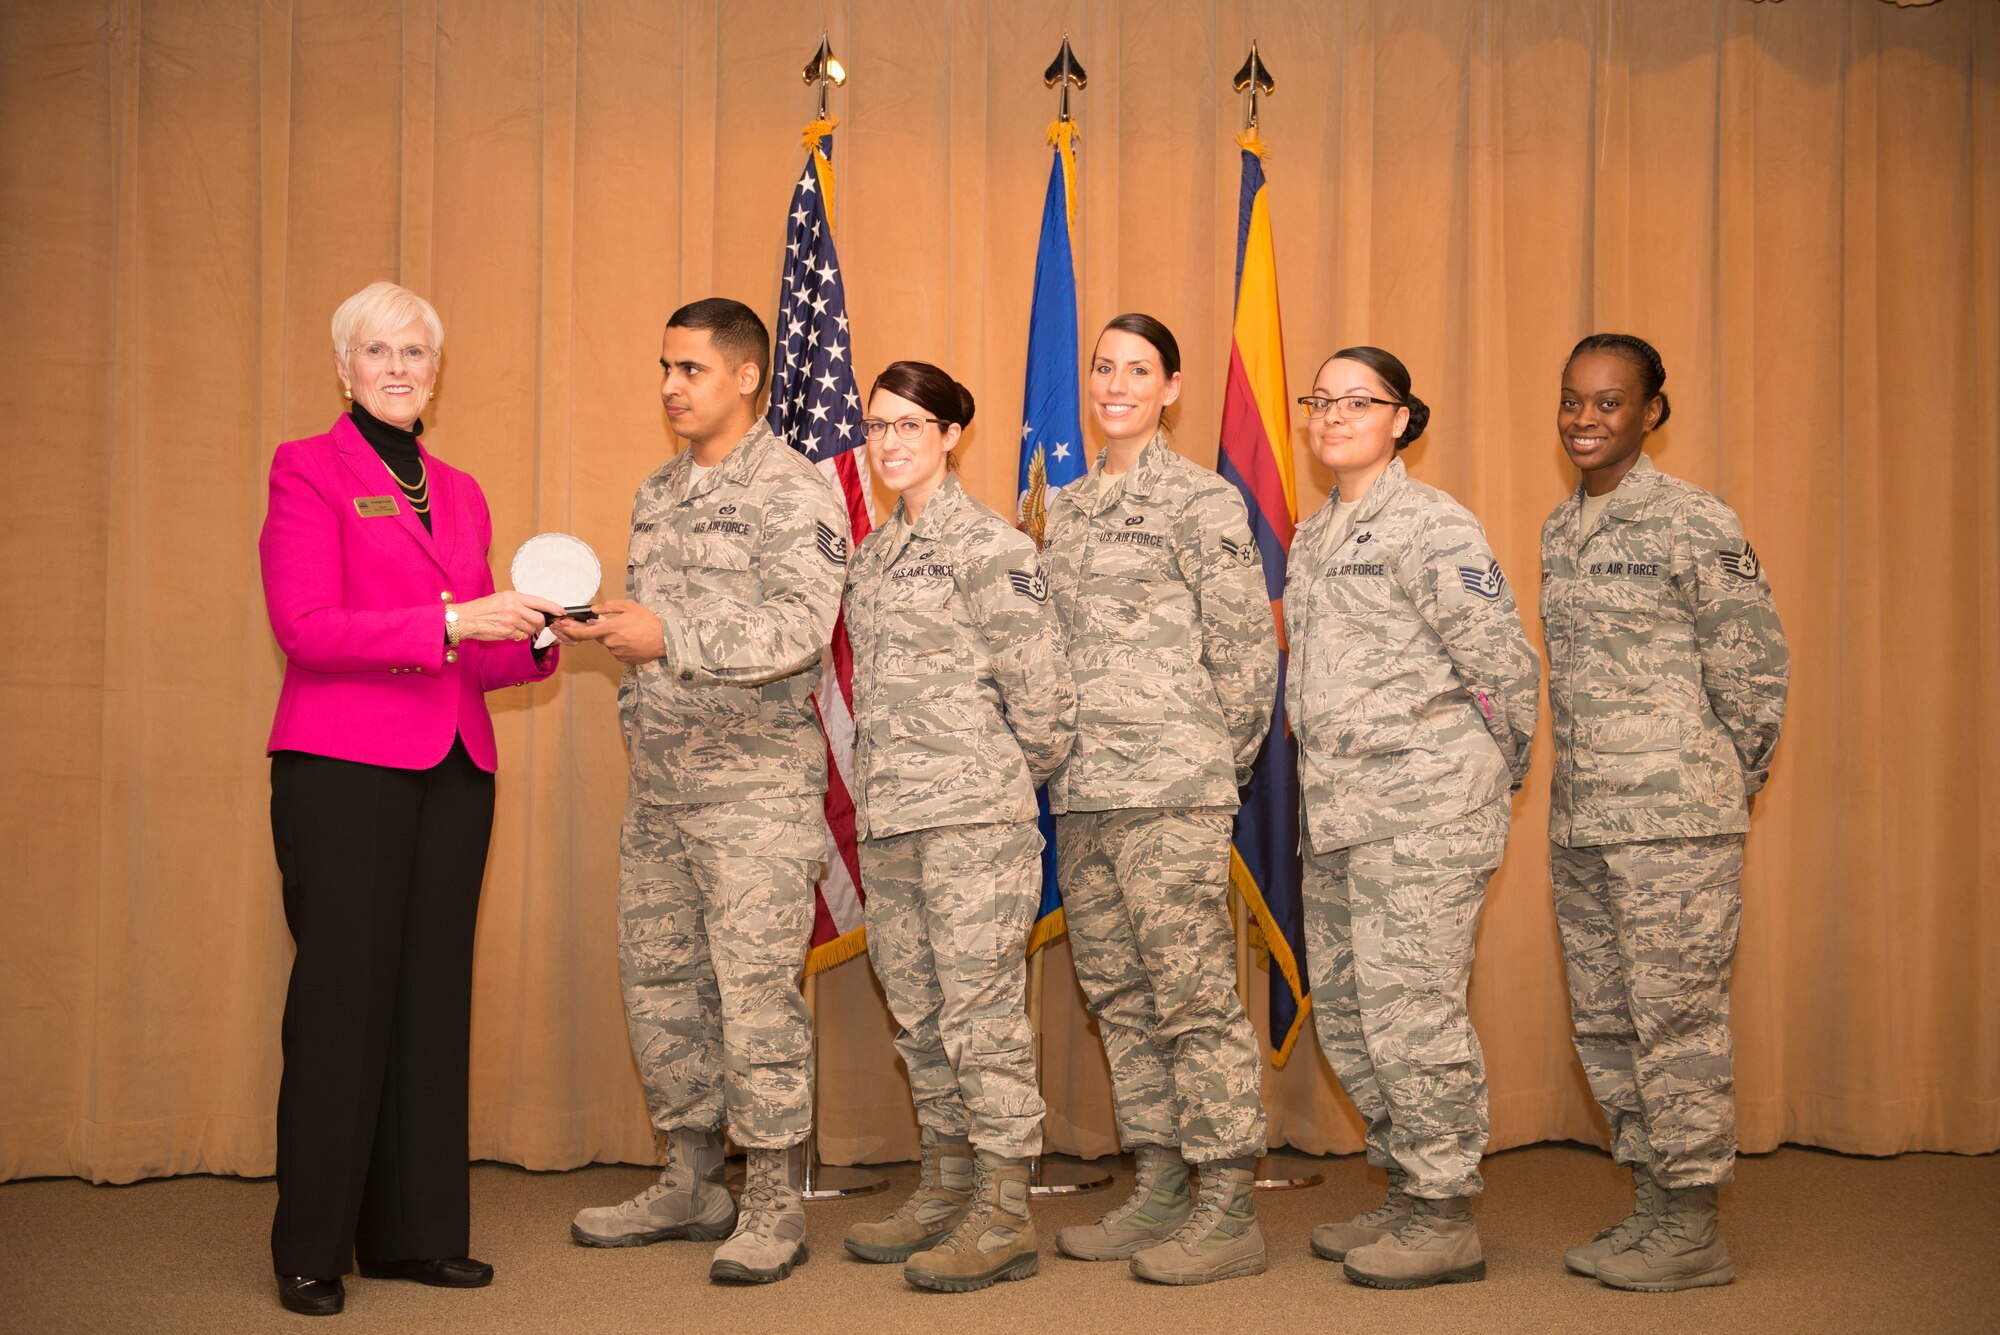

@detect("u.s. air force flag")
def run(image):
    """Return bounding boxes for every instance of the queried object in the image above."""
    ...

[1017,119,1086,955]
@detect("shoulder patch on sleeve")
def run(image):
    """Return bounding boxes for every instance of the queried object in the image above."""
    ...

[1458,560,1505,600]
[1718,543,1760,581]
[1007,567,1050,603]
[1219,534,1261,568]
[815,518,849,567]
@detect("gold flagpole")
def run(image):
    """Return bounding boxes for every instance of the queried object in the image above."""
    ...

[1227,39,1321,1194]
[1027,33,1110,1199]
[792,30,881,1203]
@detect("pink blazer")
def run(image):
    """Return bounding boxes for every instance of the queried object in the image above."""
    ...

[260,414,558,772]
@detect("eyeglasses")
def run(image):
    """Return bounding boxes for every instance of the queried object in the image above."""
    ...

[1296,393,1402,421]
[860,417,945,441]
[349,342,437,366]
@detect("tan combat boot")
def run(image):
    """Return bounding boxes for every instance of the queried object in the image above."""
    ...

[1129,1157,1267,1286]
[709,1144,809,1283]
[1564,1164,1663,1277]
[843,1130,975,1263]
[1343,1195,1485,1289]
[903,1151,1038,1292]
[1311,1165,1415,1262]
[571,1126,737,1247]
[1055,1145,1194,1261]
[1593,1183,1734,1291]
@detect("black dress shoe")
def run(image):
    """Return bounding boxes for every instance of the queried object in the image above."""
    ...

[355,1256,494,1288]
[276,1275,345,1316]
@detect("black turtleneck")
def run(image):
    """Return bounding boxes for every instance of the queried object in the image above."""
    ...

[350,401,432,533]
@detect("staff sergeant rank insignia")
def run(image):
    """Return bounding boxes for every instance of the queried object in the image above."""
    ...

[1458,559,1505,600]
[1007,567,1049,604]
[815,518,848,567]
[1718,542,1760,581]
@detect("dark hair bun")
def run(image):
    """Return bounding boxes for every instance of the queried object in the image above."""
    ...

[869,360,976,429]
[1396,395,1430,448]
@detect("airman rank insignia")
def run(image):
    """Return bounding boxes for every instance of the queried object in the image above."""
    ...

[1220,535,1261,568]
[1719,543,1760,581]
[815,519,848,567]
[1458,560,1505,600]
[1007,568,1049,603]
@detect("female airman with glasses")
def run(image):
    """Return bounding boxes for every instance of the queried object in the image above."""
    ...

[839,361,1076,1293]
[1285,347,1539,1290]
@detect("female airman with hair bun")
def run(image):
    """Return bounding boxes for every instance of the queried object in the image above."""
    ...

[1041,314,1279,1287]
[840,360,1076,1294]
[1542,333,1788,1292]
[1286,345,1539,1291]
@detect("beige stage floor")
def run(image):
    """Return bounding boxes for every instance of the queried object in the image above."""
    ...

[1,1143,1992,1333]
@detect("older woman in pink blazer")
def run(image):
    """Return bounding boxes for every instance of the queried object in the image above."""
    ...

[259,281,562,1317]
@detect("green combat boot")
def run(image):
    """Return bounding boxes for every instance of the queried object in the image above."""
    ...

[709,1144,808,1283]
[571,1126,737,1246]
[1055,1145,1194,1261]
[1343,1196,1485,1289]
[1129,1157,1267,1285]
[1311,1166,1415,1262]
[1593,1184,1734,1291]
[1565,1165,1663,1277]
[903,1151,1039,1292]
[844,1130,975,1263]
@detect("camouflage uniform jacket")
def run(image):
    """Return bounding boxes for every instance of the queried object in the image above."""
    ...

[619,420,850,805]
[845,473,1076,841]
[1540,453,1789,847]
[1043,432,1277,814]
[1285,457,1541,853]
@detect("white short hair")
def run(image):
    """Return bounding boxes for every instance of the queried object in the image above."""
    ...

[331,281,444,359]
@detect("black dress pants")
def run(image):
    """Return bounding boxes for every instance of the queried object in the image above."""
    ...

[268,737,495,1279]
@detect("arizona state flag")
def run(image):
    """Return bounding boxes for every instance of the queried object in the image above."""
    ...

[1216,129,1308,1064]
[1016,121,1086,955]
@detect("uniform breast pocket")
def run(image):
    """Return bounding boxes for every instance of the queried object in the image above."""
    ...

[1575,683,1688,804]
[685,535,753,601]
[1093,563,1193,649]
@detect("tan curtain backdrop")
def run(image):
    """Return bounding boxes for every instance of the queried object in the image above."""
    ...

[2,0,1995,1184]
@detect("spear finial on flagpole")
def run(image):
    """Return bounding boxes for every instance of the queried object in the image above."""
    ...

[1044,34,1088,128]
[1233,40,1274,132]
[802,33,846,121]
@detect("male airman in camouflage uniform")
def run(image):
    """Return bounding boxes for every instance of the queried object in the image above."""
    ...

[839,469,1075,1291]
[1041,430,1277,1285]
[1542,451,1788,1292]
[1285,454,1541,1289]
[562,299,848,1285]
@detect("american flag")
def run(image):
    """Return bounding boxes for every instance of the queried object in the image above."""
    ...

[768,128,873,975]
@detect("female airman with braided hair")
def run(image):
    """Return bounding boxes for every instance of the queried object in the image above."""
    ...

[1542,333,1789,1291]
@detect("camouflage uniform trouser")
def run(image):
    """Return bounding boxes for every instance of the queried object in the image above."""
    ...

[1304,797,1506,1199]
[1551,833,1745,1189]
[1056,807,1267,1163]
[859,819,1046,1160]
[617,794,822,1149]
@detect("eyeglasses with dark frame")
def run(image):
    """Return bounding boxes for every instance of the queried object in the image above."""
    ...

[1296,393,1403,421]
[860,417,947,442]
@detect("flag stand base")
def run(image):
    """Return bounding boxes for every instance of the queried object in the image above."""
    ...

[801,1147,888,1201]
[1028,1153,1113,1196]
[795,972,887,1201]
[1252,1153,1324,1192]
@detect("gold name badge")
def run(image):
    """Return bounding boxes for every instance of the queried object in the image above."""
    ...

[354,496,400,518]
